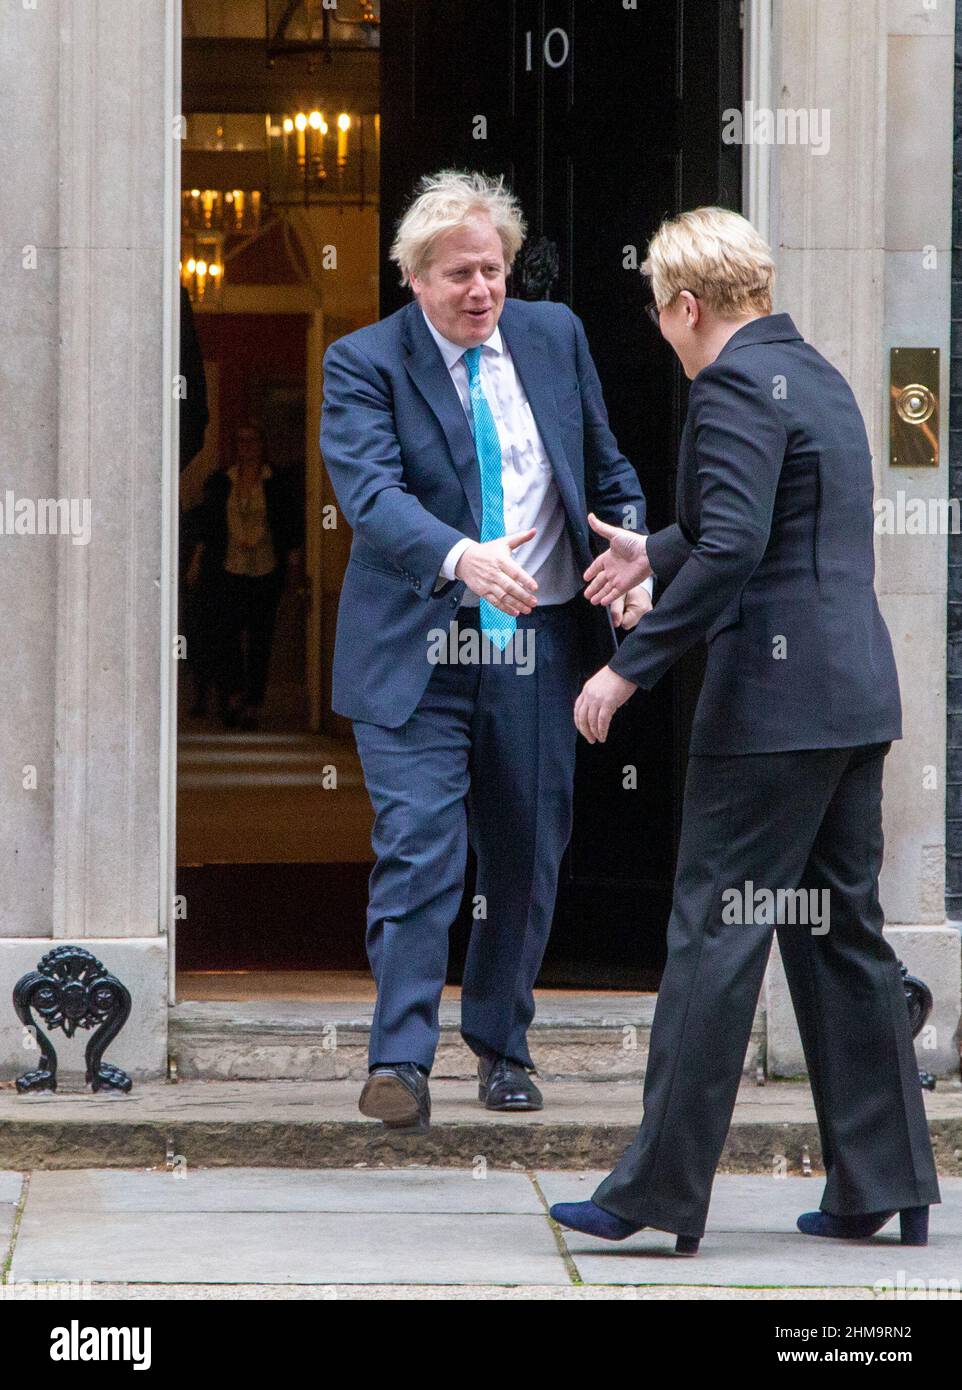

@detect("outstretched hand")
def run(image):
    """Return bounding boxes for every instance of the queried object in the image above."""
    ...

[583,513,652,606]
[455,528,539,617]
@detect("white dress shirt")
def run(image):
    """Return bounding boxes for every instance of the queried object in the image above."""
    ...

[421,307,582,606]
[223,463,277,577]
[421,306,653,609]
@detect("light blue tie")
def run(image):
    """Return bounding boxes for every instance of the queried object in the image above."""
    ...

[462,345,516,651]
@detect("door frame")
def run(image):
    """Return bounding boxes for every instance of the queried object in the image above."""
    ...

[161,0,182,1006]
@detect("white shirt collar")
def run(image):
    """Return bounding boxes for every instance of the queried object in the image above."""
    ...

[420,305,503,368]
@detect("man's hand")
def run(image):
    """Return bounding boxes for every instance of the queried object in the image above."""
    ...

[455,528,539,616]
[611,585,652,630]
[574,665,637,744]
[583,513,652,606]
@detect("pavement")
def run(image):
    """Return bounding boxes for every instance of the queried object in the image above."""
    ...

[2,1167,961,1300]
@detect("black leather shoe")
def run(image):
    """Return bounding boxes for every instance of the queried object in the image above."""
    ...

[358,1063,431,1133]
[478,1055,543,1111]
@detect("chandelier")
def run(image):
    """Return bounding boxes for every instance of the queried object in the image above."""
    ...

[265,0,380,68]
[181,188,266,306]
[268,109,378,206]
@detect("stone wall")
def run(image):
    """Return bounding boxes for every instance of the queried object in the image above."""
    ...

[0,0,172,1079]
[767,0,960,1075]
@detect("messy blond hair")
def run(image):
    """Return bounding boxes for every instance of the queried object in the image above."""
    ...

[643,206,774,317]
[390,169,527,287]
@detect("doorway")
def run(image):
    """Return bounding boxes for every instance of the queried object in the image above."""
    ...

[175,0,380,982]
[379,0,742,986]
[171,0,743,997]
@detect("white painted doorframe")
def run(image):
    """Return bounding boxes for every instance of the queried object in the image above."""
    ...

[161,0,182,1007]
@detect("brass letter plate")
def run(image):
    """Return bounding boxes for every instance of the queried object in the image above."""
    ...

[890,347,939,467]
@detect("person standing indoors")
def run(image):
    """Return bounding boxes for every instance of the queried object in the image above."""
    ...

[186,421,303,731]
[320,170,651,1133]
[550,207,940,1253]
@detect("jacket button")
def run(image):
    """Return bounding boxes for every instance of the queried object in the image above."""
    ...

[413,579,421,590]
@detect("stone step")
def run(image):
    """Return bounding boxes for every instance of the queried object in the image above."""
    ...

[2,1077,960,1174]
[168,996,767,1082]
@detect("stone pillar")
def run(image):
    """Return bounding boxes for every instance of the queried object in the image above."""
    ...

[765,0,960,1076]
[0,0,174,1081]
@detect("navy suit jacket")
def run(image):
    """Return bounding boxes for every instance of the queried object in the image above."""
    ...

[610,312,902,755]
[320,297,647,727]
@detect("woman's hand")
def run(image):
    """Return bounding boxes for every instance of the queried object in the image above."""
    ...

[583,513,652,606]
[611,585,653,629]
[574,665,637,743]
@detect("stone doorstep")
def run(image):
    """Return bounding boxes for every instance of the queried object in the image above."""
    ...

[1,1077,961,1176]
[167,998,766,1082]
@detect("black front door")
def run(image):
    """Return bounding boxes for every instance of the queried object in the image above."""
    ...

[379,0,742,986]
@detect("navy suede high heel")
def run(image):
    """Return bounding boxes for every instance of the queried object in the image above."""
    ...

[548,1200,701,1254]
[797,1204,929,1246]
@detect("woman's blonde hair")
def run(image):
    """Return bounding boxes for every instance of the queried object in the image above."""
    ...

[643,206,774,316]
[390,169,527,286]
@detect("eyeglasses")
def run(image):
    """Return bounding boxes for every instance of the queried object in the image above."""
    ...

[645,290,698,326]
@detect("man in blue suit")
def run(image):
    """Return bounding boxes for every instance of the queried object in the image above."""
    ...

[320,170,650,1131]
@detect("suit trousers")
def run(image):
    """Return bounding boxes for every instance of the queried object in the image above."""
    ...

[352,598,581,1072]
[213,568,284,709]
[591,742,941,1237]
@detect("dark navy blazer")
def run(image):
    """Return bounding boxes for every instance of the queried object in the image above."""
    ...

[609,313,902,755]
[320,297,648,727]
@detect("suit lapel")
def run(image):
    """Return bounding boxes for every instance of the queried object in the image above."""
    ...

[497,303,584,536]
[402,303,482,529]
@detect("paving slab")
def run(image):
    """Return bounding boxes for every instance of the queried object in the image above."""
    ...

[0,1172,23,1204]
[538,1172,962,1288]
[18,1166,542,1214]
[12,1213,566,1286]
[10,1167,566,1285]
[0,1171,21,1259]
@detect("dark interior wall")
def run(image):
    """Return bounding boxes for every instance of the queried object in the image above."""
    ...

[192,312,308,467]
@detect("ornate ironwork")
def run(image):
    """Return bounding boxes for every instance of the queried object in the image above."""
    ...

[13,946,132,1094]
[899,959,936,1090]
[519,236,560,301]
